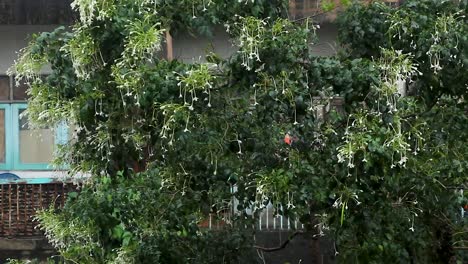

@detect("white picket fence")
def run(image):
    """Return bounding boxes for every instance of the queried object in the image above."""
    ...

[205,200,305,231]
[256,205,305,230]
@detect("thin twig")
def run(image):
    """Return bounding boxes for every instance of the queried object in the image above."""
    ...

[453,247,468,250]
[253,231,305,252]
[290,4,344,23]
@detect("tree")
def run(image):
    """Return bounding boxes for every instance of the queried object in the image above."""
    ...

[11,0,467,263]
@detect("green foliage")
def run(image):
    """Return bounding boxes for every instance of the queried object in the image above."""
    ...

[6,259,57,264]
[69,0,288,36]
[338,0,468,103]
[10,0,468,263]
[36,170,255,263]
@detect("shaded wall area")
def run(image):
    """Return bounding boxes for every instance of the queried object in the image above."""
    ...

[254,231,336,264]
[0,238,55,262]
[0,0,74,25]
[0,232,336,264]
[0,25,57,74]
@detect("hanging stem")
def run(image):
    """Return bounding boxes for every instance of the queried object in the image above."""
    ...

[166,30,173,61]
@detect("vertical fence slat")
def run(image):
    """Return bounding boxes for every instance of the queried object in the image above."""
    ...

[0,182,76,237]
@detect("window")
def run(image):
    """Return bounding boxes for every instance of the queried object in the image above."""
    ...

[0,76,10,100]
[0,74,33,102]
[13,79,29,101]
[0,75,69,170]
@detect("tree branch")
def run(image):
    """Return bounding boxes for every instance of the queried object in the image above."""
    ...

[253,231,306,252]
[290,4,344,23]
[453,247,468,251]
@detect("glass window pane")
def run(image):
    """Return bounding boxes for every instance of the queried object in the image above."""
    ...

[0,76,10,100]
[0,110,5,163]
[68,123,77,142]
[19,109,54,164]
[14,79,29,100]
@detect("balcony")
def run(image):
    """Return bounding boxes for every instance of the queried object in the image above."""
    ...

[289,0,404,22]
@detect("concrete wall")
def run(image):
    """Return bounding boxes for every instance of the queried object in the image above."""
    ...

[0,23,338,74]
[0,170,71,178]
[0,238,55,262]
[254,231,336,264]
[0,232,336,264]
[0,25,57,74]
[170,23,338,63]
[0,0,74,25]
[171,27,235,63]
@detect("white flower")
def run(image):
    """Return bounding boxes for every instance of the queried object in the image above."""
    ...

[287,201,296,209]
[398,156,408,165]
[337,155,345,163]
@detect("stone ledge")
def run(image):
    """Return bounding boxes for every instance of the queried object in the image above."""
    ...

[0,250,57,263]
[0,238,53,251]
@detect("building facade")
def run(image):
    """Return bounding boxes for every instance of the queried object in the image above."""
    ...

[0,0,74,180]
[0,0,413,262]
[0,0,346,181]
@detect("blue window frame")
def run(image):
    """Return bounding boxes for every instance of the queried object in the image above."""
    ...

[0,104,12,170]
[0,103,68,170]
